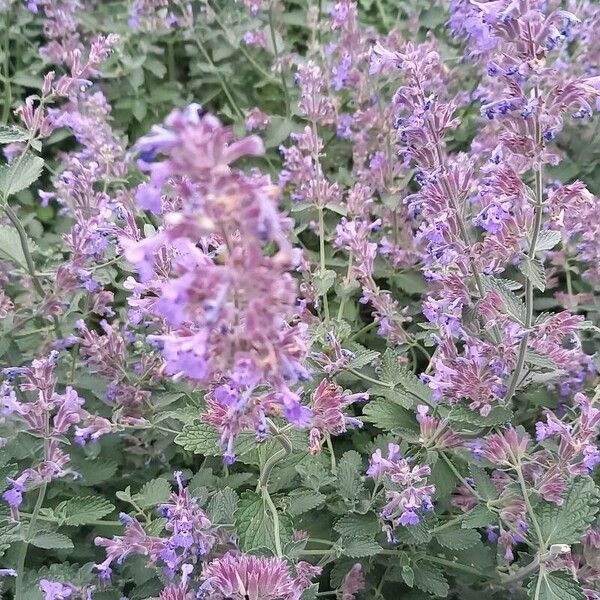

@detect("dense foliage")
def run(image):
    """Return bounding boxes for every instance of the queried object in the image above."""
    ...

[1,1,600,599]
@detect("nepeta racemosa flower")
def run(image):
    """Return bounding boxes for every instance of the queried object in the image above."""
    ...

[125,105,311,461]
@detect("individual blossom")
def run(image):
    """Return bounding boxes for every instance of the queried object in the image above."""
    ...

[307,379,367,454]
[339,563,365,600]
[416,404,461,449]
[246,107,270,131]
[484,428,529,467]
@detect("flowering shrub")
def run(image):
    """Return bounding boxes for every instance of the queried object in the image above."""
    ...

[1,0,600,599]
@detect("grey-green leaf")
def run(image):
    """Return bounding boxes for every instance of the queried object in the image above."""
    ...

[30,532,74,550]
[536,478,599,546]
[413,561,449,598]
[0,125,28,144]
[435,526,480,550]
[528,570,585,600]
[519,256,546,292]
[0,225,37,270]
[0,153,44,197]
[337,451,364,505]
[54,496,115,526]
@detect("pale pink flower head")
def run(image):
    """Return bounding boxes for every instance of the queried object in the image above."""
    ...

[200,552,316,600]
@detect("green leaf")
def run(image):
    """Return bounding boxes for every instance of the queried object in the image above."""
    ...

[345,343,380,370]
[462,505,496,529]
[287,489,326,516]
[235,491,291,553]
[367,349,433,409]
[0,225,37,270]
[535,230,561,252]
[334,513,380,537]
[54,496,115,526]
[435,526,480,550]
[337,451,364,504]
[524,349,556,370]
[469,466,498,501]
[449,405,512,427]
[340,536,381,558]
[296,460,335,491]
[536,478,599,546]
[175,422,220,454]
[313,269,336,297]
[135,478,171,508]
[482,277,526,323]
[362,399,418,434]
[264,116,295,148]
[0,153,44,196]
[30,532,74,550]
[519,256,546,292]
[528,570,585,600]
[0,125,28,144]
[207,488,239,524]
[413,561,449,597]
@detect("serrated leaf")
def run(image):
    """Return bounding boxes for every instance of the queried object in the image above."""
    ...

[337,451,364,505]
[287,489,325,516]
[0,225,37,270]
[375,349,433,408]
[469,466,498,501]
[362,399,418,434]
[207,488,238,524]
[462,504,496,528]
[448,404,512,427]
[136,478,171,508]
[519,256,546,292]
[528,570,585,600]
[535,230,561,252]
[54,496,115,526]
[30,532,74,550]
[536,477,599,546]
[413,561,449,597]
[435,525,480,549]
[0,153,44,196]
[0,125,28,144]
[314,269,336,296]
[345,343,380,370]
[175,422,220,454]
[334,513,381,537]
[482,277,526,323]
[525,350,557,370]
[340,536,381,558]
[235,491,291,553]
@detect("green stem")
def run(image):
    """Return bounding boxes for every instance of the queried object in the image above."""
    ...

[440,452,483,501]
[515,463,544,550]
[420,555,488,579]
[20,512,122,528]
[2,14,11,124]
[325,435,337,475]
[503,167,544,404]
[337,254,354,320]
[14,484,47,599]
[194,38,244,119]
[317,206,330,322]
[267,3,291,116]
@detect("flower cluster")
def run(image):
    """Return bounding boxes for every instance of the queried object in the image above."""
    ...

[1,353,108,518]
[367,443,435,536]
